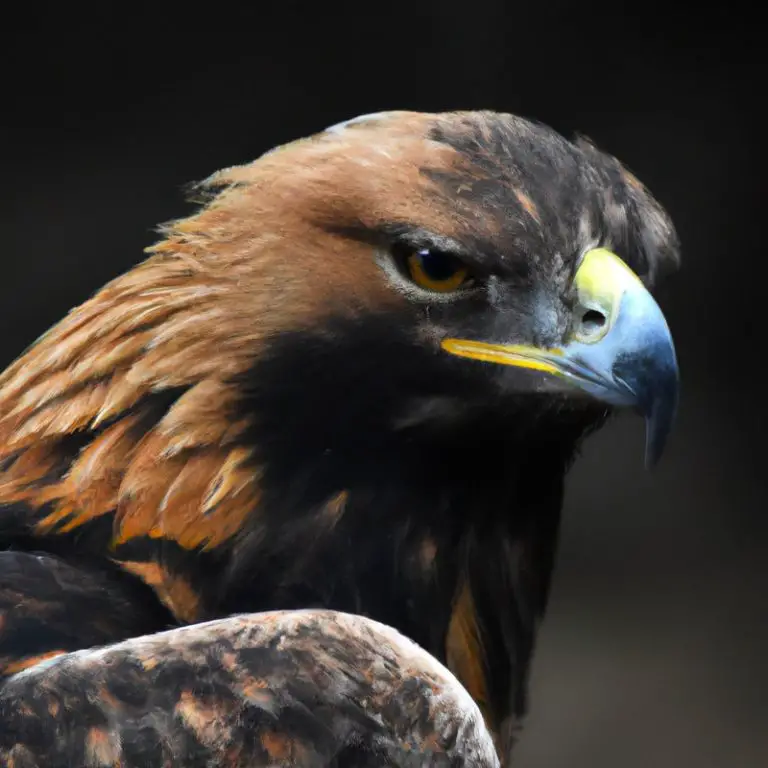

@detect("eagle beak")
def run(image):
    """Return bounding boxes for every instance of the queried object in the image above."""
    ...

[441,248,679,467]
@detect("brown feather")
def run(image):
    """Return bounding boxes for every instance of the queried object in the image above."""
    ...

[0,443,63,503]
[113,560,201,622]
[114,434,259,552]
[446,578,492,727]
[2,650,67,676]
[34,418,141,533]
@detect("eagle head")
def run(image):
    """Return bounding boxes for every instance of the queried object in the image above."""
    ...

[182,110,679,474]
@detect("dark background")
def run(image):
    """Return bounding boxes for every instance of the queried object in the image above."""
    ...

[6,4,766,765]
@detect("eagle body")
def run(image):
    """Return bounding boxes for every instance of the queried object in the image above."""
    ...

[0,111,679,764]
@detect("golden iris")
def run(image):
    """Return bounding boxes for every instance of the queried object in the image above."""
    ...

[406,249,470,292]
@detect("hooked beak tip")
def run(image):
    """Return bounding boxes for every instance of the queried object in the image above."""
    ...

[642,375,680,469]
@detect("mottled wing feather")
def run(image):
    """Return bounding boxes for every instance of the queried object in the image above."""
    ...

[0,610,499,768]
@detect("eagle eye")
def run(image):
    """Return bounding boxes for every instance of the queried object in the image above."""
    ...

[394,245,474,294]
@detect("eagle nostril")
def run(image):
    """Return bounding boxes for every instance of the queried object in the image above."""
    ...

[579,308,608,339]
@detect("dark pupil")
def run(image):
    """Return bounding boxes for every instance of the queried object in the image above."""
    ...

[418,249,458,281]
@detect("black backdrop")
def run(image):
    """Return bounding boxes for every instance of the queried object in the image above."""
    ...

[6,4,766,765]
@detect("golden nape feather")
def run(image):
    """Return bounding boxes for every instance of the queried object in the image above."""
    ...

[0,110,679,766]
[0,112,447,552]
